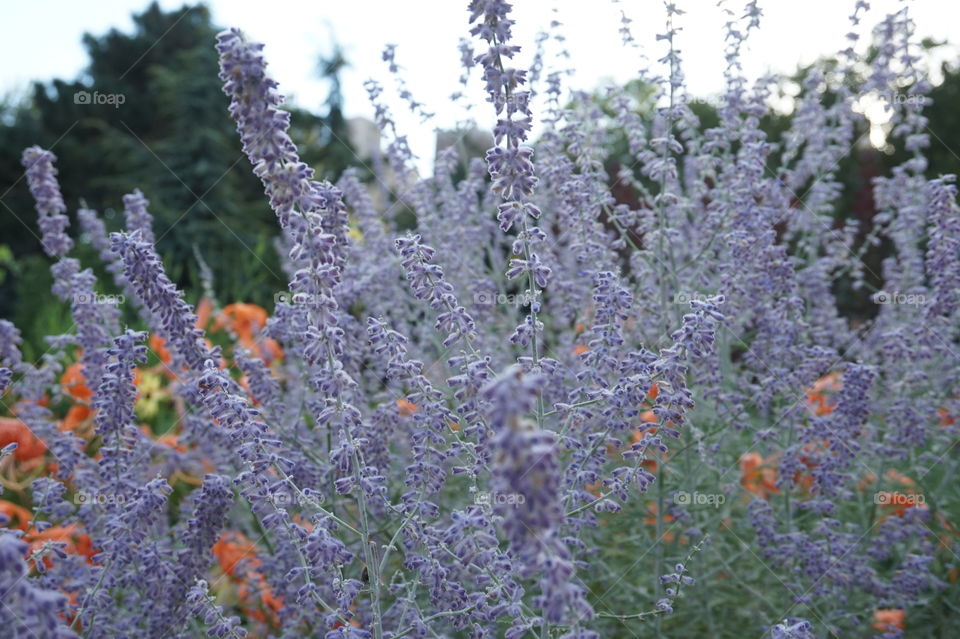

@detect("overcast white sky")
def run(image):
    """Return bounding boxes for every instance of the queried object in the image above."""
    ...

[2,1,958,168]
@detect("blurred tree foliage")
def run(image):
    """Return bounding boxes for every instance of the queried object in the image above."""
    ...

[0,2,356,350]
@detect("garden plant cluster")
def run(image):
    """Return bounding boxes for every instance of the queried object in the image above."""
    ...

[2,1,959,638]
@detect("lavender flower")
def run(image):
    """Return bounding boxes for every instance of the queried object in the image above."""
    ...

[6,3,960,637]
[21,146,73,258]
[121,188,156,245]
[0,533,76,638]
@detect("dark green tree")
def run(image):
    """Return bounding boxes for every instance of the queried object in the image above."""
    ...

[0,2,356,351]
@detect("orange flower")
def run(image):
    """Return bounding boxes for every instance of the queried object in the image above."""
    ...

[641,456,661,473]
[583,481,602,498]
[572,344,589,356]
[646,383,659,402]
[61,404,92,431]
[142,423,186,453]
[643,502,676,542]
[214,531,285,624]
[792,440,835,491]
[213,303,281,362]
[213,531,261,579]
[61,363,92,402]
[25,524,96,565]
[0,416,47,461]
[195,297,213,330]
[884,469,915,487]
[740,452,780,499]
[0,500,33,530]
[156,432,186,453]
[877,490,926,518]
[263,337,284,362]
[806,372,841,417]
[938,408,955,428]
[238,574,284,622]
[933,511,959,552]
[790,471,814,493]
[629,384,660,442]
[396,399,417,417]
[872,609,905,632]
[632,422,658,442]
[215,303,268,341]
[150,334,172,365]
[862,470,924,518]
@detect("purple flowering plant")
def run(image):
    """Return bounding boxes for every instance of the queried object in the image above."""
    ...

[2,1,960,638]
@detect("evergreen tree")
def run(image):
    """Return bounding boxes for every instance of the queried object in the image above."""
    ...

[0,2,356,348]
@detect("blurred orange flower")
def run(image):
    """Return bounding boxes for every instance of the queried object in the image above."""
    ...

[629,384,661,442]
[213,531,284,622]
[861,470,924,518]
[150,334,172,365]
[195,297,213,330]
[937,407,955,427]
[583,481,602,498]
[646,383,659,401]
[740,452,780,499]
[61,363,92,402]
[157,432,186,452]
[61,404,92,432]
[396,399,417,417]
[0,500,33,530]
[806,372,841,417]
[643,502,676,542]
[0,416,46,461]
[215,303,268,341]
[213,531,261,579]
[25,524,96,567]
[213,303,283,362]
[872,609,905,632]
[238,574,284,622]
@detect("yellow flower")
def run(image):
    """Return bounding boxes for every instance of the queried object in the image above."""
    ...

[348,224,364,243]
[135,371,168,420]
